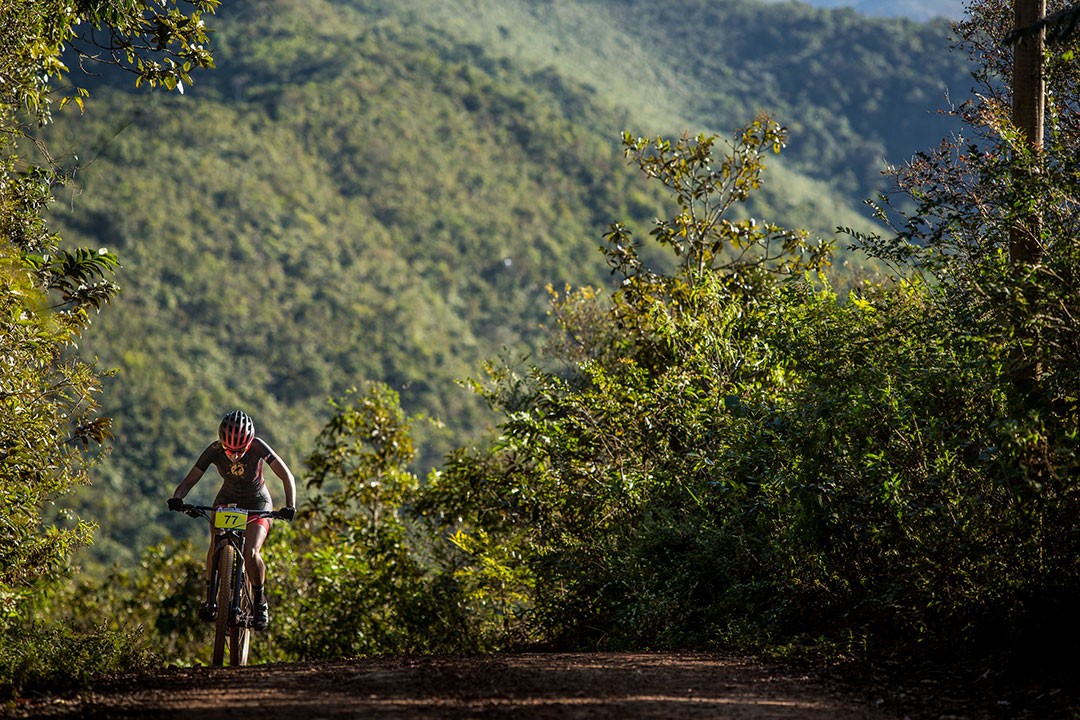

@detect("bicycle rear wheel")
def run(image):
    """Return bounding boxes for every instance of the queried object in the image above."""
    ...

[211,544,234,667]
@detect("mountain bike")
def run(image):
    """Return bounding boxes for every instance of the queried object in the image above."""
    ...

[173,503,286,667]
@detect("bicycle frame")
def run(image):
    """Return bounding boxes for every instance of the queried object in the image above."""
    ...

[176,503,279,667]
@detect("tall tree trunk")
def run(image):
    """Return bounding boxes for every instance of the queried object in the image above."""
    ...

[1009,0,1045,265]
[1009,0,1047,478]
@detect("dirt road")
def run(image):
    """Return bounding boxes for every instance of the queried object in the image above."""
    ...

[8,652,908,719]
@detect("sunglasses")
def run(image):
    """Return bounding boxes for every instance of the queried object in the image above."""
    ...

[223,444,250,461]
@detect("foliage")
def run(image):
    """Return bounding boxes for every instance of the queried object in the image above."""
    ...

[851,0,1080,490]
[0,0,218,127]
[832,0,1080,655]
[14,0,1067,690]
[0,620,155,701]
[260,383,474,660]
[0,71,119,624]
[414,118,838,648]
[305,384,421,533]
[0,234,110,613]
[608,119,832,282]
[31,0,974,573]
[415,89,1080,660]
[1,0,222,698]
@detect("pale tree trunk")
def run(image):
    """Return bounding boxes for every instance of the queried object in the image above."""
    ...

[1009,0,1045,265]
[1009,0,1047,493]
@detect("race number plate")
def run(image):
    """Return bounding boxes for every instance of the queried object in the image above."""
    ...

[214,507,248,529]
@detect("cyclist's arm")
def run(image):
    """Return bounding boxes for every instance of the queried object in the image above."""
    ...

[172,444,215,501]
[268,455,296,508]
[172,464,206,501]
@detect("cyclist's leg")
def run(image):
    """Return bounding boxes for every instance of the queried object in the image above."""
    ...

[205,525,216,584]
[200,526,220,621]
[243,518,270,587]
[244,518,271,629]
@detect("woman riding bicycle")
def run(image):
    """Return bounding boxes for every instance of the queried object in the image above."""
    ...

[168,410,296,631]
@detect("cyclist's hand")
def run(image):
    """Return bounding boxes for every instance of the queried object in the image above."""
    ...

[277,506,296,522]
[167,497,184,512]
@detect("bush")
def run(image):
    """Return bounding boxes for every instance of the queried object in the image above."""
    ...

[0,622,155,701]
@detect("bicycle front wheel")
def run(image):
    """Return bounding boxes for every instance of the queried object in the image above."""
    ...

[211,544,234,667]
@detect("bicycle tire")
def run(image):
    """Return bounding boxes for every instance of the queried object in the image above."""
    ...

[230,574,252,666]
[211,544,234,667]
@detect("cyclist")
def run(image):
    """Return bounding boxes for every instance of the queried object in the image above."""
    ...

[168,410,296,631]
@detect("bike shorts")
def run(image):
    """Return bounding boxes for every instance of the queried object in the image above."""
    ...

[247,514,272,533]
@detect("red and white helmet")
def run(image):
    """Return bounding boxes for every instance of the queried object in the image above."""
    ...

[219,410,255,454]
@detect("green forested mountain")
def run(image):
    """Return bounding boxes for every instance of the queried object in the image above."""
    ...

[761,0,966,21]
[41,0,974,569]
[390,0,972,201]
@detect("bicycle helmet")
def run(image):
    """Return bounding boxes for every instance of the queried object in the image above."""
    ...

[219,410,255,454]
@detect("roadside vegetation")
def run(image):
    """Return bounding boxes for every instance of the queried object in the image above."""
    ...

[36,0,967,576]
[2,0,1078,715]
[0,0,218,700]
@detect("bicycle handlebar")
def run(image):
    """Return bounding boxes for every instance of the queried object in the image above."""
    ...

[171,503,291,521]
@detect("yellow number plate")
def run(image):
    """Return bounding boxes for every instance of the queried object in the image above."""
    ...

[214,508,248,529]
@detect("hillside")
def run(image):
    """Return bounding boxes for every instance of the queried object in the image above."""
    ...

[760,0,966,21]
[41,0,975,569]
[387,0,971,202]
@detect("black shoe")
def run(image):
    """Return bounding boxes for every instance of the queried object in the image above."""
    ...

[199,601,217,623]
[252,602,269,631]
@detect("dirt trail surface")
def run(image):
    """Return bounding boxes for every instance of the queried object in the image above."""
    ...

[8,652,905,720]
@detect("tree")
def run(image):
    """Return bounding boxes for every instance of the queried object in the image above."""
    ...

[1004,1,1080,47]
[416,118,843,649]
[605,116,832,286]
[852,0,1080,407]
[264,383,472,659]
[1,0,219,629]
[845,0,1080,649]
[1009,0,1045,265]
[421,42,1079,656]
[305,383,420,538]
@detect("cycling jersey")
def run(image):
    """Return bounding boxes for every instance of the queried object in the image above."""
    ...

[193,437,282,511]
